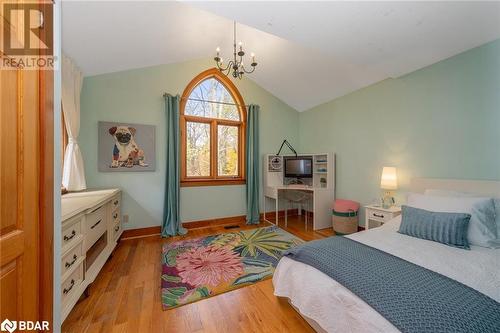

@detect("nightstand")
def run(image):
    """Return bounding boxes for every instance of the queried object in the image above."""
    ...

[364,205,401,230]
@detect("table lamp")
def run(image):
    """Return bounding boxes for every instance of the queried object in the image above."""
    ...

[380,167,397,208]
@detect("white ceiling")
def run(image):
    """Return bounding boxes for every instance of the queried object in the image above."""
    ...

[62,1,500,111]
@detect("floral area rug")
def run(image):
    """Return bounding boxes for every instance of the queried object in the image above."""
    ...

[161,225,303,309]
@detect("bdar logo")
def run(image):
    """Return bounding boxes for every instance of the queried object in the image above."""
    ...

[0,319,17,333]
[0,319,48,332]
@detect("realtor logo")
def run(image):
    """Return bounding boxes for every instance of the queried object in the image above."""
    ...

[0,319,16,333]
[1,1,55,70]
[1,2,53,56]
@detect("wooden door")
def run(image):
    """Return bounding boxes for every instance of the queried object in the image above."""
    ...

[0,0,54,329]
[0,54,41,326]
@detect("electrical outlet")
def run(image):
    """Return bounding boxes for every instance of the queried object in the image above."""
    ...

[122,214,129,224]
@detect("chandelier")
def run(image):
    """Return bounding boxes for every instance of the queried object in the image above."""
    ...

[214,21,257,79]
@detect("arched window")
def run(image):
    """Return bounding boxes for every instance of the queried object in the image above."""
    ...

[180,68,246,186]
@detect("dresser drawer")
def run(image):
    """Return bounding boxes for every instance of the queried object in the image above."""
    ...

[367,209,392,223]
[84,205,107,251]
[61,262,83,305]
[111,208,120,224]
[61,242,83,277]
[112,219,122,241]
[62,216,83,251]
[111,195,121,210]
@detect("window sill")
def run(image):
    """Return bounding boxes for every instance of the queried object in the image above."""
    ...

[181,179,246,187]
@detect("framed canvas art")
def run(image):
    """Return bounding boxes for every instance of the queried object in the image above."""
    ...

[98,121,156,172]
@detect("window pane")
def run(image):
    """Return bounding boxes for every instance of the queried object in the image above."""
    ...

[185,78,240,121]
[218,125,239,176]
[186,122,210,177]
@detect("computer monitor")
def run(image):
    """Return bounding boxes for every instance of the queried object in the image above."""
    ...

[284,157,313,178]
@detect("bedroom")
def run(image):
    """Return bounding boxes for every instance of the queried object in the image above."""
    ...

[0,1,499,332]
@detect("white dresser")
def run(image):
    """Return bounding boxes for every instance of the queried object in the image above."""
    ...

[61,189,123,322]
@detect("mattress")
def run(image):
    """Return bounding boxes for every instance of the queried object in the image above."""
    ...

[273,216,500,333]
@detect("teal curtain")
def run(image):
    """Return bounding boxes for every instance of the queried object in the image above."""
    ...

[162,94,187,237]
[246,104,260,224]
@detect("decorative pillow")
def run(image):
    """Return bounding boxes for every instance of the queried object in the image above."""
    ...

[407,193,497,248]
[424,189,500,246]
[398,205,471,249]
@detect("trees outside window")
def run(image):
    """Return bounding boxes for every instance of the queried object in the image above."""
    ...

[181,68,246,186]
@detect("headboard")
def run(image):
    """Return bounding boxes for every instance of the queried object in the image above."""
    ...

[410,178,500,198]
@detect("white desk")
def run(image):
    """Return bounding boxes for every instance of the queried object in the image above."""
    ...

[263,152,335,230]
[263,185,333,230]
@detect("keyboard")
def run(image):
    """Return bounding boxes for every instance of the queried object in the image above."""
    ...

[285,185,310,189]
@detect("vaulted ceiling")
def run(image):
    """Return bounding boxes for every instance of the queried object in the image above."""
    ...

[62,1,500,111]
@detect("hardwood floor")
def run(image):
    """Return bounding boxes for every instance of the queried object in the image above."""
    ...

[62,216,334,333]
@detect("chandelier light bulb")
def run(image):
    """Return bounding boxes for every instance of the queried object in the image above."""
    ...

[216,47,220,53]
[251,53,255,57]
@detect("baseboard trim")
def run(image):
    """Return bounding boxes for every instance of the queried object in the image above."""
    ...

[184,209,302,229]
[260,209,299,221]
[120,209,314,240]
[183,215,246,229]
[121,215,248,239]
[121,226,161,239]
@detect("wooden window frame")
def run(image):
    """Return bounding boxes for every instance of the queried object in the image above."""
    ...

[180,68,246,187]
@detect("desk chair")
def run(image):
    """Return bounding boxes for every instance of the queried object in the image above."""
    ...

[283,190,313,230]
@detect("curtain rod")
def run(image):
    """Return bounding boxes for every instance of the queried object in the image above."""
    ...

[163,93,249,108]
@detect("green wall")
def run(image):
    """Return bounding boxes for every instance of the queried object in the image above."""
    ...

[80,58,299,229]
[80,40,500,230]
[299,40,500,224]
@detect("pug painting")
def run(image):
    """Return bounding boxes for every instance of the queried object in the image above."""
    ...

[108,125,149,168]
[98,121,155,172]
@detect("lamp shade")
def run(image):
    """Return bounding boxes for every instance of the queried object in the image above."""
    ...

[380,167,398,190]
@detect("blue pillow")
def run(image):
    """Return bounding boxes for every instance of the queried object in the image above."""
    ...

[398,205,471,249]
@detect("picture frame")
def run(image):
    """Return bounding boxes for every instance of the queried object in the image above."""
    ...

[98,121,156,172]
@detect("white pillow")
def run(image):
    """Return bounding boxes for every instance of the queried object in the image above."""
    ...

[407,193,498,248]
[424,189,500,246]
[424,189,476,197]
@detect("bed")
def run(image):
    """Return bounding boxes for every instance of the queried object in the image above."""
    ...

[273,178,500,333]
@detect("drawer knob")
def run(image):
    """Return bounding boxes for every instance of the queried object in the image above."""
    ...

[63,279,75,294]
[90,220,102,229]
[63,230,76,241]
[373,213,385,218]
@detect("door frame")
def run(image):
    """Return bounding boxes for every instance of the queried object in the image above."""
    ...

[39,62,54,326]
[39,0,55,327]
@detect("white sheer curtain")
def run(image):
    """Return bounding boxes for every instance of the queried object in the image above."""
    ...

[62,54,86,191]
